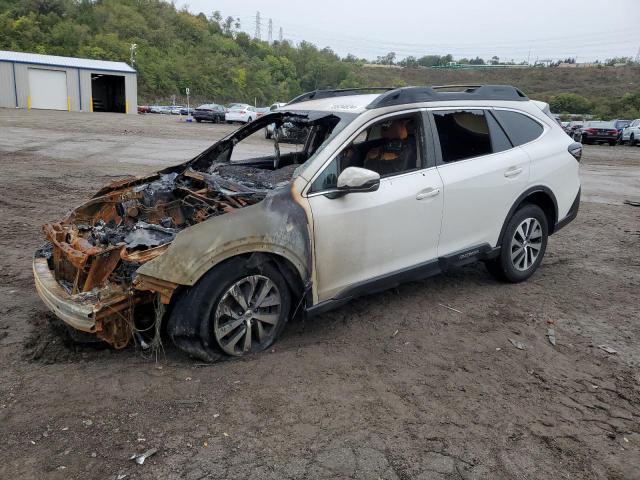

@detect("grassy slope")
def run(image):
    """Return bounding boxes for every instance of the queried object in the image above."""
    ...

[356,65,640,101]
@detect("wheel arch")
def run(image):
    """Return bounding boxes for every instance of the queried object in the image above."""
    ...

[497,186,558,246]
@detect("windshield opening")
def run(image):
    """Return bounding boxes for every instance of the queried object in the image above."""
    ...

[189,111,357,182]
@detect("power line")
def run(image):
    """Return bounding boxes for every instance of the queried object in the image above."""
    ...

[254,11,261,40]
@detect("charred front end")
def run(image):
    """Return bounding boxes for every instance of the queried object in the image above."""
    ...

[34,162,293,348]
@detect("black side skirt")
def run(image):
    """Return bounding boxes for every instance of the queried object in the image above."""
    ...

[306,243,499,317]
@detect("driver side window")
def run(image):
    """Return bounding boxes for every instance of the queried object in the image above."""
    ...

[310,113,423,192]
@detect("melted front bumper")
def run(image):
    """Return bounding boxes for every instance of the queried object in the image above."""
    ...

[33,257,96,332]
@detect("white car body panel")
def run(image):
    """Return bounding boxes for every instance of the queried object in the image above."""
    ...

[308,168,444,302]
[295,96,579,303]
[435,143,530,256]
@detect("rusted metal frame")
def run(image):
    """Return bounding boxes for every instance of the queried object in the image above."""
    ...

[133,274,178,305]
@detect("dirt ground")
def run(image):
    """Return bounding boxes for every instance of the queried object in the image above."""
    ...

[0,109,639,480]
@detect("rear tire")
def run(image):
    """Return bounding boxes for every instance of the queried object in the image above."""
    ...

[195,118,201,123]
[631,134,636,146]
[608,141,616,146]
[485,204,548,283]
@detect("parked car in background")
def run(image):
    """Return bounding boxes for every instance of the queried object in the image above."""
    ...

[226,103,244,112]
[193,104,226,123]
[621,119,640,145]
[149,105,163,113]
[169,106,185,115]
[159,106,173,114]
[575,121,618,145]
[137,105,150,114]
[612,119,632,143]
[180,107,195,116]
[225,104,257,123]
[568,120,583,139]
[256,107,270,119]
[265,102,287,138]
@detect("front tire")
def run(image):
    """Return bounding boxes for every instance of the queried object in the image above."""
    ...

[485,204,548,283]
[169,257,291,360]
[631,134,636,146]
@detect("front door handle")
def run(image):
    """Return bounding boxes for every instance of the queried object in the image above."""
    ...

[504,166,523,178]
[416,187,441,200]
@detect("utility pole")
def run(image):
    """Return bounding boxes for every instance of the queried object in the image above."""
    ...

[279,27,283,42]
[254,11,261,40]
[268,18,273,44]
[129,43,137,68]
[635,46,640,63]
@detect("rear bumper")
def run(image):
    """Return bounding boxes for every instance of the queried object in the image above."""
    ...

[33,257,96,332]
[583,134,617,142]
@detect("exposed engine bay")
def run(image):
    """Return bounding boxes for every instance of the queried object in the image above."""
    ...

[35,111,343,348]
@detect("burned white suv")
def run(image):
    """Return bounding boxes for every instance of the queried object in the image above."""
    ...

[34,85,581,360]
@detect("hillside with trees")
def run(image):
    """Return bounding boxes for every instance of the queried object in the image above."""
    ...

[0,0,639,118]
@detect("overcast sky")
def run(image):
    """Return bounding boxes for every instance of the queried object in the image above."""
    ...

[178,0,639,63]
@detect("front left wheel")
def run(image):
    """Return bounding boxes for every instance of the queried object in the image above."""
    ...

[168,257,291,360]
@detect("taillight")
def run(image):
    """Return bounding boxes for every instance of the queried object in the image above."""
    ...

[609,130,618,135]
[585,128,597,133]
[568,142,582,162]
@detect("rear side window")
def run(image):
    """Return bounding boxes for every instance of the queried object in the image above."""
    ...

[493,110,544,146]
[433,109,511,163]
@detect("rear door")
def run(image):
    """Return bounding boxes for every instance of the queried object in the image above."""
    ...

[430,108,530,256]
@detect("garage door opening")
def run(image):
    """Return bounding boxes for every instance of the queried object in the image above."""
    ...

[91,74,125,113]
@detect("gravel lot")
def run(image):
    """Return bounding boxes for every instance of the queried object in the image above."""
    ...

[0,109,639,480]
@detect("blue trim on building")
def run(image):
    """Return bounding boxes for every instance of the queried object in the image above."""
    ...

[11,62,18,107]
[0,59,136,75]
[77,69,82,110]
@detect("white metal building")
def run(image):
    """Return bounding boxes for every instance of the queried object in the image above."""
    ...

[0,50,137,114]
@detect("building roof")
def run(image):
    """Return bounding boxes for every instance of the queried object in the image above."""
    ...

[0,50,136,74]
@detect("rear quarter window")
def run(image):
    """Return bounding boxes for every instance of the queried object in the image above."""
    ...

[493,110,544,146]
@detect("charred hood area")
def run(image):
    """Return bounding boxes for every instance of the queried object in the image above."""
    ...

[34,111,343,348]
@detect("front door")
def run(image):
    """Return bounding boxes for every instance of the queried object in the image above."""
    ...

[307,111,444,303]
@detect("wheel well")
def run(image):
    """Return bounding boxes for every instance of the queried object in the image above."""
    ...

[519,191,557,234]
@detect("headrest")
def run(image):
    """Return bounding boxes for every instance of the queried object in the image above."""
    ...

[382,120,408,140]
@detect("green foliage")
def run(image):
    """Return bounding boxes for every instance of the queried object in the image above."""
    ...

[0,0,359,104]
[549,93,593,114]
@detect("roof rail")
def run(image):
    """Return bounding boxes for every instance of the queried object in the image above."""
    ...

[287,87,394,105]
[366,85,528,109]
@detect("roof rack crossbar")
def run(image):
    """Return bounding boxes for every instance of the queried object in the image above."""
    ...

[366,85,528,109]
[287,87,394,105]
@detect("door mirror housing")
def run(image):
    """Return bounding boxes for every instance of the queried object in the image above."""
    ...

[324,167,381,199]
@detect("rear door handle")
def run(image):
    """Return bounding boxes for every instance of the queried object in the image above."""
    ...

[416,187,441,200]
[504,167,523,178]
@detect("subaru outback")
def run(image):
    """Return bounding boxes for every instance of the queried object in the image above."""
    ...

[33,85,581,361]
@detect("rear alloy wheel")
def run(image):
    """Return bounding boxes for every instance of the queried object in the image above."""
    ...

[485,204,548,283]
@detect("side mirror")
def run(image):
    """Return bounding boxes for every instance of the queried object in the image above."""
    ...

[324,167,380,199]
